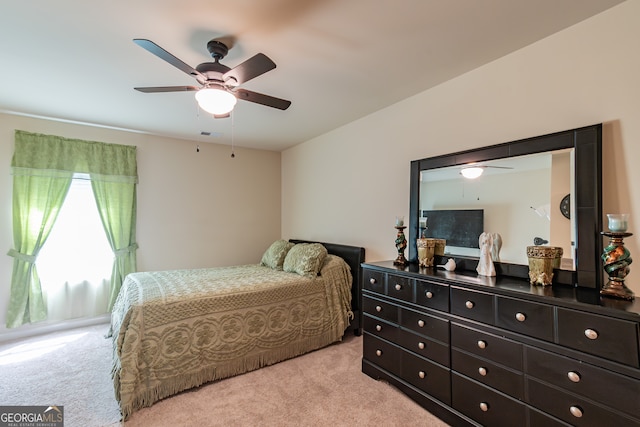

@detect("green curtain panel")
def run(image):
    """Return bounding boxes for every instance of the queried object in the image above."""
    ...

[7,130,138,328]
[91,180,138,310]
[6,172,73,328]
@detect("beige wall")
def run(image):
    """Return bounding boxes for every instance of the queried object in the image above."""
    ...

[282,1,640,295]
[0,113,281,336]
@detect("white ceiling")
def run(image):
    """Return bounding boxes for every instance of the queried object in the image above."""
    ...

[0,0,624,151]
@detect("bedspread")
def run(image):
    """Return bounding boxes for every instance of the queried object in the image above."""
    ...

[110,255,352,418]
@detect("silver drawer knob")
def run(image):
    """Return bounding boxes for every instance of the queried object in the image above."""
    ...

[375,305,382,312]
[395,283,402,291]
[418,371,425,379]
[515,312,526,322]
[375,324,382,332]
[418,342,425,350]
[425,291,433,299]
[369,278,377,284]
[465,300,475,309]
[417,320,425,327]
[479,402,489,412]
[569,405,583,418]
[477,340,487,349]
[567,371,581,383]
[375,349,382,357]
[584,329,598,340]
[478,367,487,376]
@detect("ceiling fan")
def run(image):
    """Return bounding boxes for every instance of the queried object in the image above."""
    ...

[133,38,291,117]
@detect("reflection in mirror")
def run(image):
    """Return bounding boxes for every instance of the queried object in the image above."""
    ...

[409,124,602,288]
[419,149,575,269]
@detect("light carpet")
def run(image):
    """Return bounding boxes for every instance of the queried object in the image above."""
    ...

[0,323,449,427]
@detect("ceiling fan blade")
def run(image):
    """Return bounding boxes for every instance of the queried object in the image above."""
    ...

[133,39,205,83]
[235,89,291,110]
[134,86,199,93]
[223,53,276,85]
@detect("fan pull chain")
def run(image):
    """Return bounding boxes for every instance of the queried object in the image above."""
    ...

[196,101,201,153]
[230,112,235,158]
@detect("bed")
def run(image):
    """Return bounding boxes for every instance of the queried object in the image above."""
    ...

[110,239,365,419]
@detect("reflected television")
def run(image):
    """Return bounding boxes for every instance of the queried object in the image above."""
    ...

[421,209,484,249]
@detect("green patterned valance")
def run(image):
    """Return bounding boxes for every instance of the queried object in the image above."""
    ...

[12,130,138,183]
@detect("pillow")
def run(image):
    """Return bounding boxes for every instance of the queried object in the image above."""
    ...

[260,240,295,270]
[283,243,328,277]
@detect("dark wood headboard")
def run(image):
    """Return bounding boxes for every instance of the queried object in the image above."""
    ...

[290,239,365,335]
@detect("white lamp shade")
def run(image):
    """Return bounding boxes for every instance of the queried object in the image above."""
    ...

[460,166,484,179]
[195,88,237,115]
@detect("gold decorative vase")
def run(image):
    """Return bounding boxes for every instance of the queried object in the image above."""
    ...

[417,238,436,267]
[433,239,446,256]
[527,246,563,286]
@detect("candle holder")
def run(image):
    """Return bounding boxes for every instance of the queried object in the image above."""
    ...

[607,213,629,232]
[600,231,634,300]
[394,226,408,266]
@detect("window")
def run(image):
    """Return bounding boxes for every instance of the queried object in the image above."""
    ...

[7,130,137,328]
[36,175,113,321]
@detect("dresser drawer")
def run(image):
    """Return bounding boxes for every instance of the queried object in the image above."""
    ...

[402,350,451,405]
[451,323,523,370]
[362,295,398,323]
[527,377,640,426]
[528,407,572,427]
[363,269,385,294]
[363,334,401,376]
[452,349,524,399]
[496,295,554,341]
[396,328,450,367]
[415,279,449,312]
[557,307,640,367]
[451,287,494,324]
[525,346,640,418]
[400,307,449,343]
[363,314,399,343]
[452,372,526,427]
[386,273,413,302]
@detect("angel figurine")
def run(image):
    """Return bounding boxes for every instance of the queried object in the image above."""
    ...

[477,232,496,276]
[490,232,502,262]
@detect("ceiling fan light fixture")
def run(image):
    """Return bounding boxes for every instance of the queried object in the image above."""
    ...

[460,166,484,179]
[195,87,237,115]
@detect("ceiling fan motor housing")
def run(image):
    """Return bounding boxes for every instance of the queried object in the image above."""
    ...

[207,40,229,60]
[196,61,232,83]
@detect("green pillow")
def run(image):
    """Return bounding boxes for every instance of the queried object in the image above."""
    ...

[260,240,295,270]
[283,243,328,277]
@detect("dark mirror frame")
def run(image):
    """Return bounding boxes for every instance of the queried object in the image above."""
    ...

[409,124,603,289]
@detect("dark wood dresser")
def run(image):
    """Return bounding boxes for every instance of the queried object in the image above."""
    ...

[361,261,640,426]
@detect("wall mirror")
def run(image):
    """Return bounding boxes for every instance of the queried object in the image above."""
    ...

[409,125,603,289]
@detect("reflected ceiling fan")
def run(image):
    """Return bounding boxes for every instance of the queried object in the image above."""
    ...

[460,163,513,179]
[133,38,291,117]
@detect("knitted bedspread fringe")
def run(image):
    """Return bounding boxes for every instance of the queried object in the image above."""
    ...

[115,331,340,420]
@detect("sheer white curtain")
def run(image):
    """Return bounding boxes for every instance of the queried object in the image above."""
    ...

[37,175,113,322]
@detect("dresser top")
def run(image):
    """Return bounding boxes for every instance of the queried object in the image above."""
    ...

[363,260,640,320]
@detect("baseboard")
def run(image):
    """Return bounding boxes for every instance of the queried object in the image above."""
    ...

[0,314,110,344]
